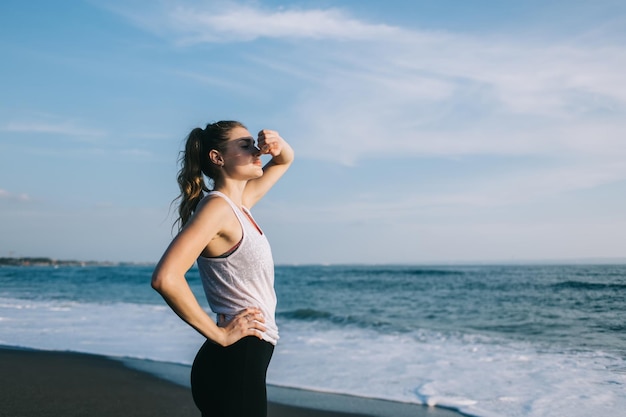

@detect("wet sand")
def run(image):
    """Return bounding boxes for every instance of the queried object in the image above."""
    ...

[0,346,464,417]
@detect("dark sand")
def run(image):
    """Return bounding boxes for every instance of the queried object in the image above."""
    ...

[0,347,465,417]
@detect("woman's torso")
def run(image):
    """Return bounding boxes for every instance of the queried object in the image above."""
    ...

[195,191,279,344]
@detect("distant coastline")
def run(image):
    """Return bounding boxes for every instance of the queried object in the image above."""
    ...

[0,257,149,267]
[2,256,624,268]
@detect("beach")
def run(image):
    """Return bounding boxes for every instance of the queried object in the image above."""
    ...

[0,346,463,417]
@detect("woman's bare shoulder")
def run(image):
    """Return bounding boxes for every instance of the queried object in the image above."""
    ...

[189,193,234,225]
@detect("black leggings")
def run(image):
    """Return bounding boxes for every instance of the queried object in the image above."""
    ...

[191,336,274,417]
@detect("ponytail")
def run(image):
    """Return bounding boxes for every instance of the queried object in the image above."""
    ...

[175,128,208,230]
[173,120,246,230]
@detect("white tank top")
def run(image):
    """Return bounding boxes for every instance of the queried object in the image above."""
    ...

[195,191,279,345]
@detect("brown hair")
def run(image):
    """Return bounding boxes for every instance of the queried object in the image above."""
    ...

[174,120,246,230]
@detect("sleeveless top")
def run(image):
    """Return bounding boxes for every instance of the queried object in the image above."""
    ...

[195,191,279,345]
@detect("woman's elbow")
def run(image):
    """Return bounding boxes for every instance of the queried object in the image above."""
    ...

[151,270,168,293]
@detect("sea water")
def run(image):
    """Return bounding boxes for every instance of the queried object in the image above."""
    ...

[0,264,624,417]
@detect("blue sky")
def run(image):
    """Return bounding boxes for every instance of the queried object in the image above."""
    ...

[1,0,625,264]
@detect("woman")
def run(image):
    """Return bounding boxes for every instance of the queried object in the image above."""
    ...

[151,120,294,417]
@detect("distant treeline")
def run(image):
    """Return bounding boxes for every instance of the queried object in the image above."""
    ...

[0,257,117,267]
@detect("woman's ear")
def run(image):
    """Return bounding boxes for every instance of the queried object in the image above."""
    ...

[209,149,224,166]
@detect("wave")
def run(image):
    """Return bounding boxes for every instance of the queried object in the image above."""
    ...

[551,281,626,291]
[279,308,333,321]
[277,308,393,330]
[340,267,465,277]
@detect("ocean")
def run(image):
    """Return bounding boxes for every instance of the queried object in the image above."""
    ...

[1,263,624,417]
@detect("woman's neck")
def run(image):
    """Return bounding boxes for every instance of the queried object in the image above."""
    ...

[213,180,247,207]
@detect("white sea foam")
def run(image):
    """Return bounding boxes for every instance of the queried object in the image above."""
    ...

[0,297,205,362]
[271,321,626,417]
[1,297,625,417]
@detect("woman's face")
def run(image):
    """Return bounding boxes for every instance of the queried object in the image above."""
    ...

[220,126,263,180]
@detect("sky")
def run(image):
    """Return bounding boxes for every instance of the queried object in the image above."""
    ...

[1,0,625,265]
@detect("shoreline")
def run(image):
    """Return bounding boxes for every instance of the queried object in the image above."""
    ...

[1,345,467,417]
[119,355,466,417]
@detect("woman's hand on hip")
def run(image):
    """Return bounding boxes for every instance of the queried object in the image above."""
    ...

[217,307,266,346]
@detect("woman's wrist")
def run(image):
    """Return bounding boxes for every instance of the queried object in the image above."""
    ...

[271,143,294,165]
[213,327,228,347]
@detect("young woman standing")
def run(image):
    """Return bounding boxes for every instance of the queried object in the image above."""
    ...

[151,120,294,417]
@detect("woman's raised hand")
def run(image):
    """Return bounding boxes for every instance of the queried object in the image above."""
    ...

[217,307,266,346]
[257,129,285,157]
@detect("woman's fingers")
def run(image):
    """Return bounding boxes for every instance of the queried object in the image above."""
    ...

[257,129,283,156]
[237,307,265,322]
[219,307,266,345]
[239,311,267,333]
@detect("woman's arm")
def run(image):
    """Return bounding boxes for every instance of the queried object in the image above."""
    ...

[151,197,266,346]
[243,129,294,208]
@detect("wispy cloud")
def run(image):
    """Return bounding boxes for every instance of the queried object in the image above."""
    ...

[100,0,626,199]
[260,156,626,225]
[97,0,404,43]
[1,118,159,161]
[282,36,626,161]
[3,121,106,139]
[171,5,404,43]
[101,1,626,153]
[0,189,32,202]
